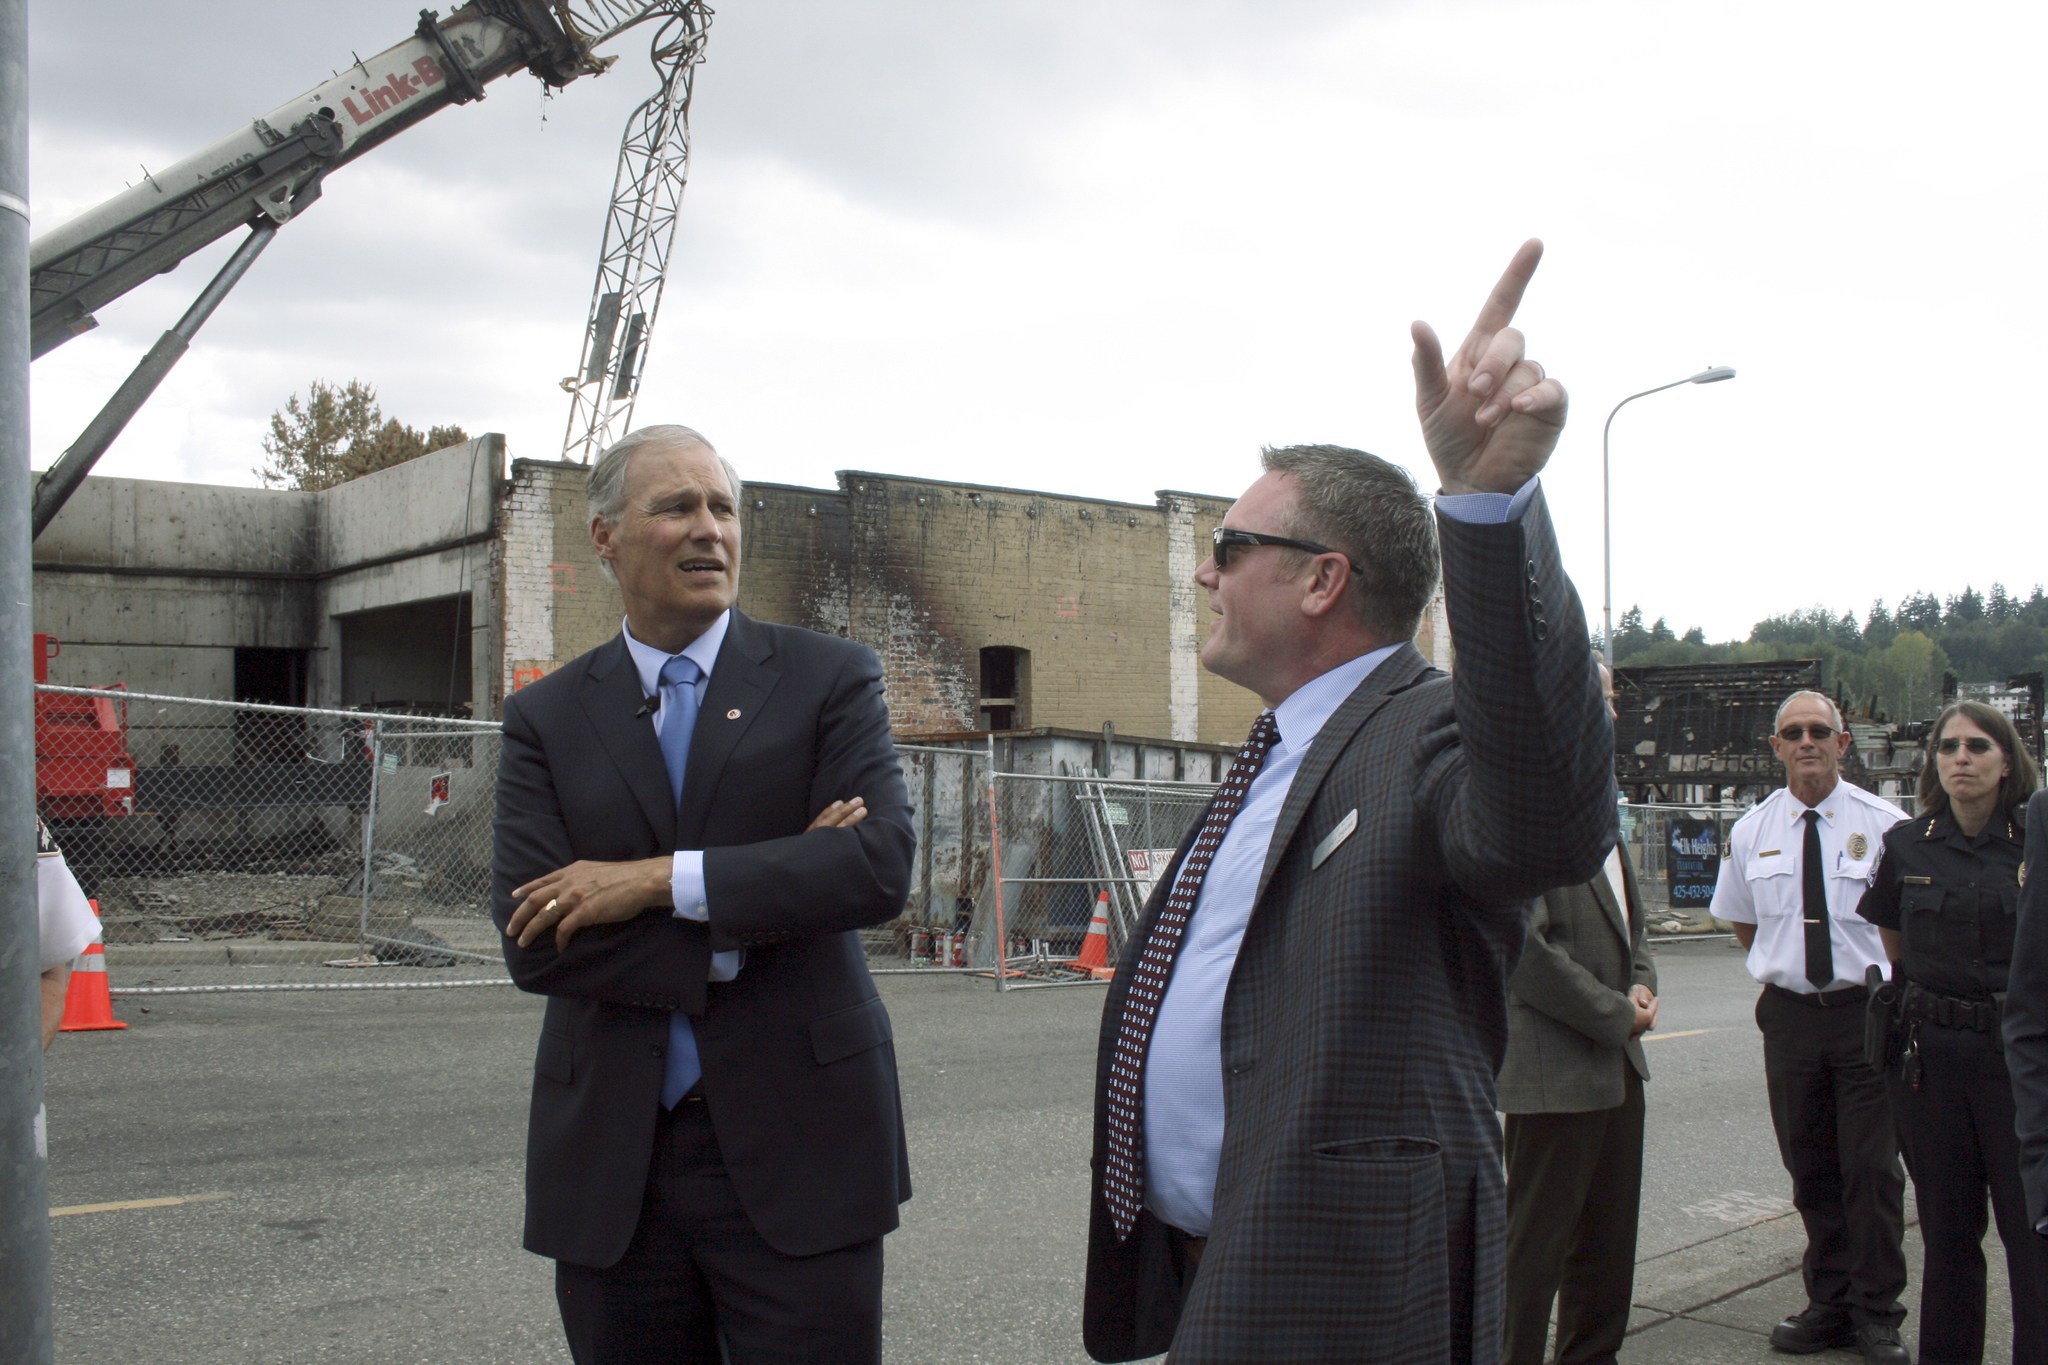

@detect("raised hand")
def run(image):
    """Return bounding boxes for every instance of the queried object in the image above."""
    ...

[1410,239,1569,496]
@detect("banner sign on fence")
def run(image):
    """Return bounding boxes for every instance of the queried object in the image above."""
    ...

[1125,848,1179,901]
[1665,816,1721,909]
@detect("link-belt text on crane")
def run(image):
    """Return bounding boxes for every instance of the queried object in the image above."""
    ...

[341,56,446,126]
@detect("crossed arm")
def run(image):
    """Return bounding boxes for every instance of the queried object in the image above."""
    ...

[506,798,869,951]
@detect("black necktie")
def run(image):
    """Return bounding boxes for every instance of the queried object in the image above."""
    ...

[1801,810,1834,990]
[1101,710,1280,1241]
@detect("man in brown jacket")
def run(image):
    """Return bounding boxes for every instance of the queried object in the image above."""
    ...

[1498,665,1658,1365]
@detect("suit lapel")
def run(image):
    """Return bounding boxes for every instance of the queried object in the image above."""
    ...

[677,611,778,846]
[1254,645,1433,902]
[577,636,678,848]
[1590,854,1631,942]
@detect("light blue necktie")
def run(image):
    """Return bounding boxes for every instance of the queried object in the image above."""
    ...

[656,653,703,1107]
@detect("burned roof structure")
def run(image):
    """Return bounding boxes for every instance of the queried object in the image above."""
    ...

[1611,659,1834,802]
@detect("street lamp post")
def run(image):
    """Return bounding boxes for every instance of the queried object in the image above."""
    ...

[1601,365,1737,665]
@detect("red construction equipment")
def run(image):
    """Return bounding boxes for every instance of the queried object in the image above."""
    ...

[1070,891,1113,979]
[33,634,136,823]
[59,900,126,1033]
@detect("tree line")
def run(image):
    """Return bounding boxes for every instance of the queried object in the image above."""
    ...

[1608,586,2048,725]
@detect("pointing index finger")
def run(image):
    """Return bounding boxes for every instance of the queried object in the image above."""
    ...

[1468,238,1544,345]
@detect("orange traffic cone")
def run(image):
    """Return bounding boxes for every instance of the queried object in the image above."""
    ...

[1070,891,1114,979]
[60,900,126,1033]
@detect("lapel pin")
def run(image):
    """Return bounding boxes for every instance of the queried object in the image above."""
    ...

[726,708,741,720]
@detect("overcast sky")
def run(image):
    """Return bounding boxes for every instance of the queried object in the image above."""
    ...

[25,0,2048,643]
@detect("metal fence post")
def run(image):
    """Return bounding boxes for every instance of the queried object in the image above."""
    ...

[359,719,383,951]
[986,732,1013,990]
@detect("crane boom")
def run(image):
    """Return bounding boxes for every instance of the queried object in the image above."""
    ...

[27,0,714,538]
[28,0,607,360]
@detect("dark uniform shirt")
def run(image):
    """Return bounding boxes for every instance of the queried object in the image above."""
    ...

[1855,806,2025,1000]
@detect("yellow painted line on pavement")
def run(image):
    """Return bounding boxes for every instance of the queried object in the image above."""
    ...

[50,1191,232,1218]
[1641,1028,1716,1043]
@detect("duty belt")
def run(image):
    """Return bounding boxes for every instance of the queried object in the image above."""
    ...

[1900,982,1999,1033]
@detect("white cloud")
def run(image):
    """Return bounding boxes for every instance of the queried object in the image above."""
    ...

[26,0,2048,643]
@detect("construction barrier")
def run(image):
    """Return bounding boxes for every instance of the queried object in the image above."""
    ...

[1069,891,1113,979]
[59,900,126,1032]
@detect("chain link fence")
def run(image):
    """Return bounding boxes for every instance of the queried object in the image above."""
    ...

[47,686,1848,991]
[36,696,1233,995]
[36,685,505,993]
[1623,792,1920,938]
[878,745,1219,988]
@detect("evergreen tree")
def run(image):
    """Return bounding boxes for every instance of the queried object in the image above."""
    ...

[1898,592,1943,633]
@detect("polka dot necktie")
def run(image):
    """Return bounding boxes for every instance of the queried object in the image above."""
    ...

[1102,710,1280,1240]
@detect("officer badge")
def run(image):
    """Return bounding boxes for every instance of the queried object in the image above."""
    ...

[1846,832,1868,861]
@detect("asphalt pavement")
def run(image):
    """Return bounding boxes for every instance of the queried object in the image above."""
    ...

[39,939,2016,1362]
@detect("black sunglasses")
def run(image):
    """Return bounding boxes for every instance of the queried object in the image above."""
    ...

[1937,735,1998,756]
[1211,527,1364,576]
[1777,724,1837,742]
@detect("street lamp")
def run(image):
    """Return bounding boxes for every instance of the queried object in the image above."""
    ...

[1601,365,1737,664]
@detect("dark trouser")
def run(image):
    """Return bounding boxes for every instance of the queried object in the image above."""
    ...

[1887,1021,2048,1365]
[1502,1069,1646,1365]
[1757,985,1908,1329]
[555,1096,884,1365]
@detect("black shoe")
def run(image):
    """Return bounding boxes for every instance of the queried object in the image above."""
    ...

[1769,1306,1855,1354]
[1853,1322,1910,1364]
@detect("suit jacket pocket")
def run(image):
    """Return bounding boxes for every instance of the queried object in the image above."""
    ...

[535,1029,574,1084]
[808,995,893,1066]
[1311,1134,1443,1162]
[1208,1136,1450,1360]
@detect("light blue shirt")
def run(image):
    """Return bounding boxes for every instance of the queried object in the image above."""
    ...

[621,613,742,984]
[1141,479,1530,1234]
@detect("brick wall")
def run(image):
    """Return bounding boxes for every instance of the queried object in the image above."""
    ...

[496,461,1448,747]
[499,459,624,701]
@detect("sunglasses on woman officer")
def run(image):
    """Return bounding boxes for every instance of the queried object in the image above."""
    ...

[1936,735,1998,756]
[1776,724,1836,742]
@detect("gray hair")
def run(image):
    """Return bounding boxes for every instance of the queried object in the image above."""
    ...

[1259,444,1440,643]
[1773,689,1844,732]
[586,424,743,527]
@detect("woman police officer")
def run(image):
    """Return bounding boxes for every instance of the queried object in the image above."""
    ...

[1855,700,2048,1363]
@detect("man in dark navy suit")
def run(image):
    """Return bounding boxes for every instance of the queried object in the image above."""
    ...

[492,424,914,1364]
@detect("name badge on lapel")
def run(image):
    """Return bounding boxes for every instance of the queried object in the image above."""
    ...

[1311,809,1360,870]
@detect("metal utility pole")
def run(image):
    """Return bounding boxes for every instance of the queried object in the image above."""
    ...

[1600,365,1737,664]
[1,0,57,1355]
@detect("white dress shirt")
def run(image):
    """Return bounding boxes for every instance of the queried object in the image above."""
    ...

[620,613,742,983]
[1709,781,1902,992]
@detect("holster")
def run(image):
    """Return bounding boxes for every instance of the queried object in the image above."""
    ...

[1864,963,1904,1070]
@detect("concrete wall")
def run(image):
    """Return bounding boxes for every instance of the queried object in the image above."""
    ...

[33,476,319,697]
[31,436,501,710]
[316,437,500,712]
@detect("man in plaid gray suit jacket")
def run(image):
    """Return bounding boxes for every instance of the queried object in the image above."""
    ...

[1083,241,1616,1365]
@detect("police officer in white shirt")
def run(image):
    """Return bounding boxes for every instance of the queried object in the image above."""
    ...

[1710,690,1909,1364]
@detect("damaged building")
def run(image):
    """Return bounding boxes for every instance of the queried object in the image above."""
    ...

[31,439,1454,750]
